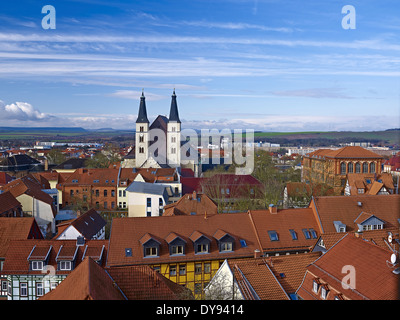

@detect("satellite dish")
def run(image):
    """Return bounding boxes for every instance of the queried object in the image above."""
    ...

[388,232,393,243]
[390,253,397,265]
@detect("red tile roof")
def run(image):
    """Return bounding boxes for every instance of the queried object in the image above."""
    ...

[39,257,126,300]
[0,217,43,256]
[0,191,21,214]
[163,192,218,216]
[106,265,192,300]
[1,239,108,275]
[310,194,400,233]
[307,146,383,159]
[297,233,399,300]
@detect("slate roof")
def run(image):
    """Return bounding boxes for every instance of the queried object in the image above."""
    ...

[56,209,106,240]
[136,91,149,123]
[168,89,180,123]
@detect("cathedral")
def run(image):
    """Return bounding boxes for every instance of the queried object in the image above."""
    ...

[134,90,182,168]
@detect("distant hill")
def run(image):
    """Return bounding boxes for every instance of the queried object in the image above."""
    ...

[253,129,400,147]
[0,127,87,133]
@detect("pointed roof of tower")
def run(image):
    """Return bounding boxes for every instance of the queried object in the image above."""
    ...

[168,89,181,123]
[136,90,149,123]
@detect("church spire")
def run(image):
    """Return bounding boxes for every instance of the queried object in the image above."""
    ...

[168,89,181,123]
[136,89,149,123]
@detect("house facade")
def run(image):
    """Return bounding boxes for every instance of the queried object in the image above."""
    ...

[1,239,108,300]
[302,146,383,195]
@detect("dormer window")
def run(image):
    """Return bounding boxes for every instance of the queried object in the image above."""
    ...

[31,261,43,271]
[312,279,320,293]
[213,229,234,253]
[140,233,161,258]
[28,245,52,271]
[321,285,329,300]
[190,231,211,255]
[165,232,186,256]
[56,245,78,271]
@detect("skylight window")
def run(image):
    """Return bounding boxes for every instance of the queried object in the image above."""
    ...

[125,248,132,257]
[289,229,298,240]
[240,239,247,247]
[302,229,311,239]
[268,231,279,241]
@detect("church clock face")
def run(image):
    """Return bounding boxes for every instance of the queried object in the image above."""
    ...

[140,133,143,137]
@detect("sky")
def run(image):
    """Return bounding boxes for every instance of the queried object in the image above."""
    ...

[0,0,399,131]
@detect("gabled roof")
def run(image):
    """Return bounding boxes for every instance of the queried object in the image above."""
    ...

[1,239,108,275]
[61,209,106,240]
[0,218,43,256]
[310,194,399,233]
[163,192,217,216]
[125,180,170,196]
[0,175,56,217]
[106,212,264,267]
[0,191,21,213]
[297,233,399,300]
[106,265,193,300]
[39,257,126,300]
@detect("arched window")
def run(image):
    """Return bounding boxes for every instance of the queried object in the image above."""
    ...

[355,162,361,173]
[370,162,376,173]
[362,162,368,173]
[340,162,346,175]
[348,162,354,173]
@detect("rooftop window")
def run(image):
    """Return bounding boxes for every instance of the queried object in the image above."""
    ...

[240,239,247,247]
[289,229,298,240]
[268,230,279,242]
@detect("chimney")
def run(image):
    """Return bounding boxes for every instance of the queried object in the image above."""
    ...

[204,210,207,220]
[254,249,261,259]
[77,210,81,217]
[269,204,277,214]
[44,159,48,171]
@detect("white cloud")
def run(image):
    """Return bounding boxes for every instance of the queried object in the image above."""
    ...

[0,101,52,121]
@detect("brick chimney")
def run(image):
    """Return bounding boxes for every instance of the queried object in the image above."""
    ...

[254,249,261,259]
[269,204,277,214]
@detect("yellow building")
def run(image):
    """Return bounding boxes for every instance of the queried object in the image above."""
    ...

[106,213,264,299]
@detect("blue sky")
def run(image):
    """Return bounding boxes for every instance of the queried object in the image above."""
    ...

[0,0,399,131]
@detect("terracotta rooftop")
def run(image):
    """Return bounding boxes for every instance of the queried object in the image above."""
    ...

[249,208,321,253]
[39,257,126,300]
[1,239,108,275]
[227,252,322,300]
[163,192,218,216]
[0,191,21,214]
[310,194,400,233]
[346,173,394,195]
[106,212,264,267]
[0,217,43,257]
[107,265,192,300]
[307,146,383,159]
[297,233,400,300]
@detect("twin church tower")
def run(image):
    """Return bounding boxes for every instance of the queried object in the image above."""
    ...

[135,90,181,168]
